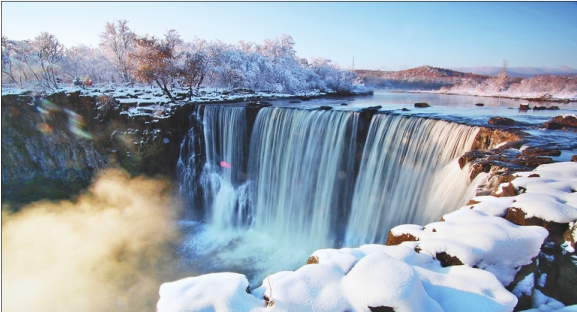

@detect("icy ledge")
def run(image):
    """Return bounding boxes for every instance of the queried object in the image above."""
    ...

[157,162,577,312]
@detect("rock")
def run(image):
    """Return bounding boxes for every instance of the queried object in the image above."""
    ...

[470,127,523,150]
[511,156,554,167]
[300,97,311,101]
[504,208,568,243]
[533,106,547,111]
[385,231,418,246]
[341,103,348,106]
[519,103,530,111]
[572,155,577,162]
[306,255,319,264]
[289,100,301,104]
[488,116,515,126]
[494,182,517,197]
[369,306,395,312]
[542,121,564,130]
[414,102,430,108]
[521,147,561,157]
[435,252,464,267]
[550,115,577,128]
[475,103,484,106]
[401,108,410,111]
[319,106,332,110]
[547,106,560,110]
[246,101,272,108]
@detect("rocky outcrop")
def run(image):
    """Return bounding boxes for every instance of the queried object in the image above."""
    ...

[542,115,577,130]
[414,102,430,108]
[1,91,194,205]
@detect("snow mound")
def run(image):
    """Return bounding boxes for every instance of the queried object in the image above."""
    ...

[158,244,516,312]
[157,272,263,311]
[391,208,548,285]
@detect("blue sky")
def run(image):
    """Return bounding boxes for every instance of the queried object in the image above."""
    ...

[2,2,576,70]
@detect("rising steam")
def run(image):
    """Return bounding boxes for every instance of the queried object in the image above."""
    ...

[2,169,189,311]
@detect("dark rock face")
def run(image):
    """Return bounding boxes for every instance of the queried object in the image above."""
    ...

[2,92,192,205]
[488,116,515,126]
[1,93,106,203]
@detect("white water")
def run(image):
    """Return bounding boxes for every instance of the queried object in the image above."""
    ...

[248,108,358,250]
[344,115,480,246]
[177,106,482,284]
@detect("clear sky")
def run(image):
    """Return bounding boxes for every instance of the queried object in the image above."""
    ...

[2,2,576,70]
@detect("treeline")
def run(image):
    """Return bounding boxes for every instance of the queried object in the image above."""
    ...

[2,20,366,100]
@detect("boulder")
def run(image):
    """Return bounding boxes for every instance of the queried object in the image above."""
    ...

[542,121,564,130]
[319,106,332,110]
[414,102,430,108]
[475,103,484,107]
[572,155,577,162]
[551,115,577,128]
[488,116,515,126]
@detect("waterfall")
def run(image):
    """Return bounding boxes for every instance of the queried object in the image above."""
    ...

[344,114,480,246]
[178,105,252,229]
[248,108,358,250]
[177,106,481,254]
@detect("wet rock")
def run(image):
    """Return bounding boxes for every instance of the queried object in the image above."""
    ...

[471,127,523,150]
[511,156,554,167]
[385,231,419,246]
[414,102,430,108]
[572,155,577,162]
[544,115,577,129]
[475,103,484,106]
[547,106,560,110]
[319,106,332,110]
[521,147,561,157]
[519,103,530,111]
[533,106,547,111]
[542,121,564,130]
[246,101,273,108]
[288,100,301,103]
[488,116,515,126]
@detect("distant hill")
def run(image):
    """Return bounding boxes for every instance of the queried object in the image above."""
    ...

[355,66,489,90]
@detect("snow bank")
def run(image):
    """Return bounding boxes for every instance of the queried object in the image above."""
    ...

[158,244,516,312]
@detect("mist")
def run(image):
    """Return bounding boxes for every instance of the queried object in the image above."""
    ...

[2,169,190,311]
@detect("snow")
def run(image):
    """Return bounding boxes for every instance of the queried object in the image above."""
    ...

[392,208,548,285]
[156,162,577,311]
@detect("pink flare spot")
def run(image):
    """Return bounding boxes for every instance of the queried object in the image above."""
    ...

[220,161,231,169]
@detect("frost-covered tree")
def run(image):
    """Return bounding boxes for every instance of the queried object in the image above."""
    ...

[61,45,113,85]
[177,39,213,100]
[100,20,136,84]
[32,32,64,90]
[131,30,182,102]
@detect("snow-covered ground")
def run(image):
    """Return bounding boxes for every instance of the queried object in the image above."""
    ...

[157,162,577,312]
[1,83,333,119]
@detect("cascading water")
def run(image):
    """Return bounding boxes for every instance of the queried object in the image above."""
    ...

[177,105,481,284]
[248,108,358,250]
[344,114,480,246]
